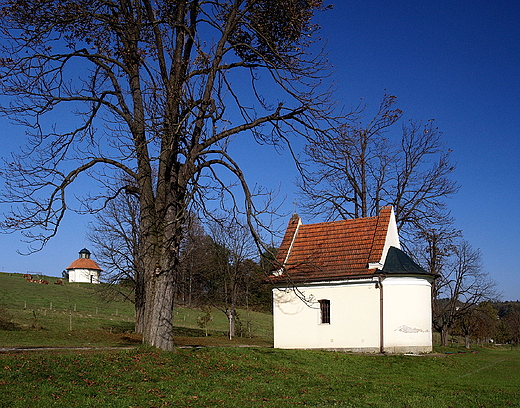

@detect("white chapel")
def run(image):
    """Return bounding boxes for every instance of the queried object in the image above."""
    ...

[66,248,102,284]
[270,206,435,354]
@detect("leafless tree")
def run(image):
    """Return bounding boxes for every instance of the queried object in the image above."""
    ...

[87,179,145,333]
[298,95,458,246]
[207,216,257,339]
[0,0,332,350]
[433,239,497,346]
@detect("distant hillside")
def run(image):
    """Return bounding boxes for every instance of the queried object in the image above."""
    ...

[0,271,133,311]
[0,272,273,348]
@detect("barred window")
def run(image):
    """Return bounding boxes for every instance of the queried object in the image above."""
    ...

[319,299,330,324]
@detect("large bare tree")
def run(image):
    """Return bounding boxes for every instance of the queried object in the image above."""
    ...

[0,0,331,350]
[298,95,459,246]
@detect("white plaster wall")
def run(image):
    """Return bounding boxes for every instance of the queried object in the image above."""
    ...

[273,276,434,353]
[273,280,380,350]
[382,277,433,353]
[68,269,100,284]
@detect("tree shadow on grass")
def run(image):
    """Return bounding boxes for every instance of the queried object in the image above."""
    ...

[173,326,226,337]
[0,305,20,331]
[0,320,19,331]
[119,334,143,345]
[173,326,207,337]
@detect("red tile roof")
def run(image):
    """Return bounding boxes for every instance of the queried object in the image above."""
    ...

[66,258,102,271]
[272,207,393,283]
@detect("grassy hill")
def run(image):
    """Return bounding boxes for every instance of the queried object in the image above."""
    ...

[0,272,273,348]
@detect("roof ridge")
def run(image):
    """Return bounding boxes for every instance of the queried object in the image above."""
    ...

[367,207,392,264]
[283,216,302,265]
[301,215,379,228]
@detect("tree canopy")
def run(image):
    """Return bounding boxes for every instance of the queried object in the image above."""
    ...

[297,95,459,247]
[0,0,331,350]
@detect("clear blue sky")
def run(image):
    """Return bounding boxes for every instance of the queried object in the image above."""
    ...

[0,1,519,301]
[233,0,520,301]
[321,0,520,301]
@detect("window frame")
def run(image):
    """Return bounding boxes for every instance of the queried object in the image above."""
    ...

[319,299,331,324]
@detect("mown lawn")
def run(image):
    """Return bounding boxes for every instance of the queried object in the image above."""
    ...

[1,346,519,407]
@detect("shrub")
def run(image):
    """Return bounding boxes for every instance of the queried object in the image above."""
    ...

[0,304,18,330]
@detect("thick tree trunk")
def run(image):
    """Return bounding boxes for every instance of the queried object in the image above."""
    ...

[135,278,146,334]
[139,184,185,350]
[135,304,145,335]
[143,268,176,351]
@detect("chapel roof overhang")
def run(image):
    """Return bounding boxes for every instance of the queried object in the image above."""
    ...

[66,258,102,271]
[380,246,435,277]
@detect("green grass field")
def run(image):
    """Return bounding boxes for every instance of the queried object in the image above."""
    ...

[0,272,272,348]
[1,272,520,407]
[1,346,519,407]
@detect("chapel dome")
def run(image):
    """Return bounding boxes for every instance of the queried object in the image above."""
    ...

[66,248,102,271]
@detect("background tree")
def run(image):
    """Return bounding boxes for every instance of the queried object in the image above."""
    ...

[496,302,520,344]
[0,0,331,350]
[298,95,458,246]
[502,312,520,345]
[176,214,212,308]
[433,239,497,346]
[452,301,498,348]
[88,182,145,333]
[207,216,258,339]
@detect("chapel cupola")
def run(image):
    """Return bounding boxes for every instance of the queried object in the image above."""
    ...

[79,248,91,259]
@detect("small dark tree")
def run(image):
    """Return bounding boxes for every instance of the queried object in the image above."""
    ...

[196,305,213,337]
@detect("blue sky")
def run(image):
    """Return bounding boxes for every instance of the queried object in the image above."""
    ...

[233,0,520,300]
[0,1,519,300]
[320,0,520,301]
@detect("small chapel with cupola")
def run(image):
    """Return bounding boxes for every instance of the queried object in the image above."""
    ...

[66,248,102,284]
